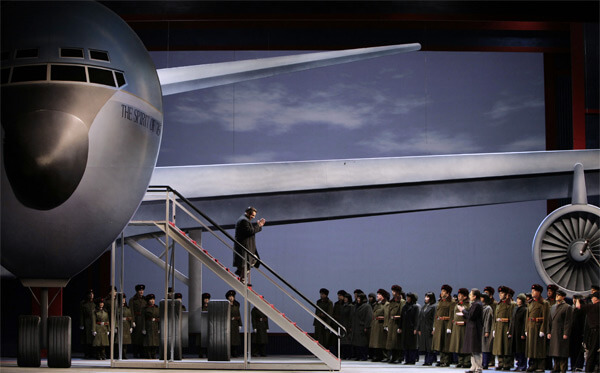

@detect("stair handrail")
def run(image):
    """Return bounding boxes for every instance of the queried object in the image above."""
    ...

[146,185,346,337]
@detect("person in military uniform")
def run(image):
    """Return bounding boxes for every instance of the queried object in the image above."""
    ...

[369,288,390,362]
[174,293,186,311]
[547,289,572,373]
[251,306,269,357]
[450,288,472,369]
[481,293,494,369]
[129,284,146,358]
[384,285,405,364]
[401,292,420,365]
[484,286,499,370]
[575,292,599,373]
[526,284,551,372]
[197,292,211,358]
[419,291,438,366]
[233,206,265,283]
[92,298,110,360]
[351,293,372,361]
[493,286,515,371]
[226,290,242,357]
[80,289,96,359]
[510,293,528,371]
[313,288,333,348]
[114,293,133,359]
[142,294,160,359]
[433,284,455,367]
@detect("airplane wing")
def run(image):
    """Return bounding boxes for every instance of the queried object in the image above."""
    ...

[129,150,600,234]
[156,43,421,96]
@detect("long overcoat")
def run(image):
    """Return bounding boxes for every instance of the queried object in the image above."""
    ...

[462,300,483,354]
[385,298,404,350]
[143,304,160,347]
[449,300,470,353]
[251,306,269,345]
[80,299,96,345]
[510,304,527,354]
[340,303,354,345]
[548,302,572,358]
[369,301,389,349]
[432,297,455,352]
[129,294,146,345]
[525,297,550,358]
[492,300,515,355]
[418,302,436,352]
[92,307,110,347]
[351,302,372,347]
[401,301,420,350]
[116,303,133,345]
[481,304,494,353]
[233,214,262,269]
[230,300,242,347]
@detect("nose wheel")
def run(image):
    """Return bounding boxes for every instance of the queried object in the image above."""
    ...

[17,315,41,367]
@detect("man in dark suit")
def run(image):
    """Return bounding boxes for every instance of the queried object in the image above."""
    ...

[233,206,265,282]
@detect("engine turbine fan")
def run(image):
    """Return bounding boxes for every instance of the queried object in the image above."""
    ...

[532,163,600,296]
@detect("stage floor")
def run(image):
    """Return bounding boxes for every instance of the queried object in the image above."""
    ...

[0,356,479,373]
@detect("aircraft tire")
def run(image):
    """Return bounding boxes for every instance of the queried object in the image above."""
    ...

[17,315,41,367]
[207,301,230,361]
[47,316,71,368]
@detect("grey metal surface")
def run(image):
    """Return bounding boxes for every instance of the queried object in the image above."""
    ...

[127,150,600,237]
[158,44,421,96]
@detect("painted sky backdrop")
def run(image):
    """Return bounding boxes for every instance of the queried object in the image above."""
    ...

[122,50,548,332]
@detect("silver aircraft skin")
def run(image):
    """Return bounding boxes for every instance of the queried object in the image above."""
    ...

[0,1,420,281]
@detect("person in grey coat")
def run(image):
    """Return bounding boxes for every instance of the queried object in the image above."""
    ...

[340,293,354,359]
[547,290,572,373]
[351,293,372,361]
[418,292,438,366]
[481,293,494,369]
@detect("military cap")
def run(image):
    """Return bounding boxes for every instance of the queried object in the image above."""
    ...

[135,284,145,291]
[556,289,566,297]
[391,285,403,293]
[146,294,155,300]
[547,284,558,291]
[531,284,543,292]
[441,284,453,293]
[377,288,390,300]
[498,285,509,294]
[337,290,347,296]
[507,287,515,296]
[85,289,94,296]
[483,286,495,295]
[319,288,329,296]
[458,288,469,296]
[226,290,236,298]
[517,293,527,302]
[96,297,105,304]
[202,292,211,300]
[175,293,183,299]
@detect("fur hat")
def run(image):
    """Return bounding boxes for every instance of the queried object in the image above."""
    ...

[483,286,495,295]
[202,292,211,300]
[441,284,453,293]
[498,285,509,294]
[547,284,558,292]
[319,288,329,296]
[146,294,155,301]
[377,288,390,301]
[226,290,236,298]
[135,284,145,291]
[391,285,403,294]
[458,288,469,297]
[531,284,543,292]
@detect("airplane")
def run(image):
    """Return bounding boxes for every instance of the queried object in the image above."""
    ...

[1,0,598,369]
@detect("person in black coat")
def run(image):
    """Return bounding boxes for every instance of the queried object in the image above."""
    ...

[418,292,438,366]
[233,206,265,282]
[401,293,421,364]
[510,293,529,371]
[351,293,373,361]
[459,289,484,373]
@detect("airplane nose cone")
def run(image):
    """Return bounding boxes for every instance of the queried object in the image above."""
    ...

[3,110,89,210]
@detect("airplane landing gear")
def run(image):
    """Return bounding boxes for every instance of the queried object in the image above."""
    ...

[17,315,41,367]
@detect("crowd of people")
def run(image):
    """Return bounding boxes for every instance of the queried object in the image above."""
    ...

[312,284,599,373]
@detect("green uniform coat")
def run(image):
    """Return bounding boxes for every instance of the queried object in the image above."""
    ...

[80,299,96,345]
[92,308,110,347]
[129,294,146,345]
[449,300,470,353]
[432,296,455,352]
[385,298,405,350]
[525,297,550,358]
[251,307,269,345]
[143,305,160,347]
[116,304,133,345]
[230,300,242,347]
[369,301,389,349]
[492,300,515,355]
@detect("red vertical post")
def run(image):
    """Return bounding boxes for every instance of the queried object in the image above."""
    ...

[570,23,586,149]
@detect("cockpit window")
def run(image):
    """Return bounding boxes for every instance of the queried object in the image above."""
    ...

[88,67,115,87]
[89,50,110,62]
[11,65,47,82]
[15,48,38,59]
[115,71,126,87]
[51,65,86,82]
[60,48,84,58]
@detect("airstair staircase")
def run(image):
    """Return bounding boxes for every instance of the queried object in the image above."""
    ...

[119,186,343,370]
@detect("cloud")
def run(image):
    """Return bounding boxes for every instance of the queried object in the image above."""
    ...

[485,96,544,121]
[502,136,546,152]
[358,129,482,155]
